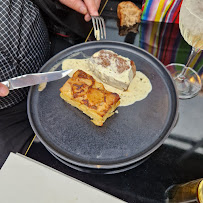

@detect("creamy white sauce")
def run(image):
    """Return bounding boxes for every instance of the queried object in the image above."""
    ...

[95,30,100,41]
[38,62,62,92]
[62,58,152,106]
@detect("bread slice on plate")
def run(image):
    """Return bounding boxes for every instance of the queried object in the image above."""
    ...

[117,1,142,27]
[89,49,136,90]
[60,70,120,126]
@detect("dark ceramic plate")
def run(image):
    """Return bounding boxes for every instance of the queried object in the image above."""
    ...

[28,41,178,169]
[46,147,149,174]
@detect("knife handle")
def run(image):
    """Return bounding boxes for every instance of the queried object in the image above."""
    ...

[1,81,10,89]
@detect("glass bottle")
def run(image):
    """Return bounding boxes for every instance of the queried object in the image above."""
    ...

[165,179,203,203]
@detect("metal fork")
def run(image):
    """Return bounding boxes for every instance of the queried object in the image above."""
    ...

[91,16,106,40]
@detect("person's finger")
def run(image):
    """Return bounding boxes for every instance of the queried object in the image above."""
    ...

[84,0,101,21]
[84,13,91,22]
[95,0,101,11]
[0,83,9,97]
[59,0,88,15]
[84,0,100,16]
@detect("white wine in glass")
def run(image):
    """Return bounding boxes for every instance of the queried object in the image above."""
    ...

[166,0,203,99]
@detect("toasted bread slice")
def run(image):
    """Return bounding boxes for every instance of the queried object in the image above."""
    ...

[118,23,139,36]
[117,1,142,27]
[89,50,136,90]
[60,70,120,126]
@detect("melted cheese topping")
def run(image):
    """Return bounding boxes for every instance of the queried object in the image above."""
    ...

[62,59,152,107]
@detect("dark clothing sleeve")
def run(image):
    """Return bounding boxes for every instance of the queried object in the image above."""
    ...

[0,99,34,168]
[0,0,51,168]
[31,0,92,40]
[0,0,50,109]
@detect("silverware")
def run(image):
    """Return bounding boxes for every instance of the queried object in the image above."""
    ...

[91,16,106,40]
[1,69,72,90]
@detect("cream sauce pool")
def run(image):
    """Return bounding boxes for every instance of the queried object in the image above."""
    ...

[62,58,152,106]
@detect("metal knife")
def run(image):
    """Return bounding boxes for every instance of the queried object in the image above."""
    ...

[1,69,72,90]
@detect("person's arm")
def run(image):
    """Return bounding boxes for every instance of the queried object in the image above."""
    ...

[0,83,9,97]
[59,0,101,21]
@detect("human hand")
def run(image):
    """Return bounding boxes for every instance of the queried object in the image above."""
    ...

[59,0,101,22]
[0,83,9,97]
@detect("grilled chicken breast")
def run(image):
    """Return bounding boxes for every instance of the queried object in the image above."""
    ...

[60,70,120,126]
[89,50,136,90]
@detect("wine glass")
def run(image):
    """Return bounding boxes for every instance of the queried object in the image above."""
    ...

[166,0,203,99]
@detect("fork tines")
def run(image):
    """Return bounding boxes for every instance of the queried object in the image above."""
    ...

[91,16,106,40]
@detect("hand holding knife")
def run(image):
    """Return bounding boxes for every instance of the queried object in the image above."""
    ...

[0,82,9,97]
[0,69,72,96]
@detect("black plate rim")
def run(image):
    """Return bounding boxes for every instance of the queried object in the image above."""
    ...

[46,147,150,174]
[27,40,179,169]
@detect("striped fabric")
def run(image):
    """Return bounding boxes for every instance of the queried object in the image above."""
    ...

[140,0,203,72]
[139,21,203,71]
[141,0,182,23]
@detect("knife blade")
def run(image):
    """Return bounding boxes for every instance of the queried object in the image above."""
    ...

[1,69,72,90]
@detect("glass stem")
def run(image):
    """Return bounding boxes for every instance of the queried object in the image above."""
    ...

[180,47,199,77]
